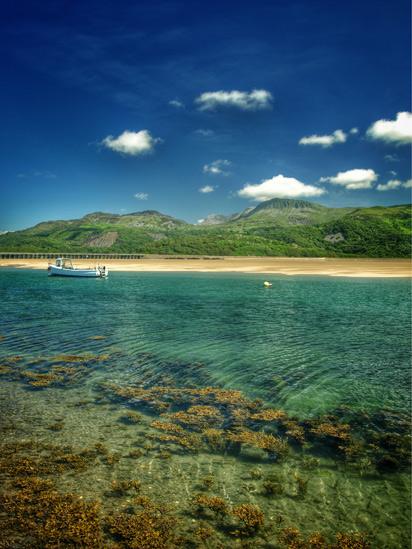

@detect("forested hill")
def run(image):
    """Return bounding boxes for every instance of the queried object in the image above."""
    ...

[0,199,410,257]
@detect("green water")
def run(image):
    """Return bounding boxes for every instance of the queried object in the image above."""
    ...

[0,269,410,547]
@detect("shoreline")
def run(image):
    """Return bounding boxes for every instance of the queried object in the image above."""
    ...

[0,257,411,278]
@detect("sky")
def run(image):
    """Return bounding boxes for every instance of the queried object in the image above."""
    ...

[0,0,411,230]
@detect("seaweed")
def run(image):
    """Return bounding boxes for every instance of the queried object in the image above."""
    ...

[110,479,141,496]
[199,475,215,491]
[278,528,371,548]
[262,474,284,496]
[202,428,227,452]
[0,477,102,548]
[194,524,215,542]
[231,503,264,536]
[191,494,229,517]
[251,409,287,422]
[123,411,143,424]
[106,497,179,549]
[293,474,308,498]
[227,430,289,460]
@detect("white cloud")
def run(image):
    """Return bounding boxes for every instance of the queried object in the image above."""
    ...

[17,170,57,179]
[34,170,57,179]
[299,129,347,148]
[349,127,359,134]
[197,219,205,224]
[134,192,148,200]
[237,174,326,201]
[195,89,273,111]
[367,112,412,145]
[102,130,161,156]
[320,168,377,190]
[199,185,215,193]
[384,153,399,162]
[377,178,412,191]
[376,179,403,191]
[203,159,232,176]
[194,128,215,137]
[169,99,184,109]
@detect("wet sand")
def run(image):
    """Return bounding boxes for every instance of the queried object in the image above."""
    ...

[0,256,411,277]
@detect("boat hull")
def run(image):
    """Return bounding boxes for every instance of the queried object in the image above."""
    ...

[48,266,107,278]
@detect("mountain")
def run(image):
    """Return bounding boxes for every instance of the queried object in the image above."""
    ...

[198,214,231,225]
[0,199,410,257]
[231,198,355,224]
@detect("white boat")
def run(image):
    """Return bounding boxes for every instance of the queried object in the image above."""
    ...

[48,257,108,278]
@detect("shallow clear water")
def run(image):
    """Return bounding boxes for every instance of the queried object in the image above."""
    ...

[0,269,410,547]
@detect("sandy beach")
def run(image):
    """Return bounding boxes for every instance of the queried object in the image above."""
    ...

[0,256,411,277]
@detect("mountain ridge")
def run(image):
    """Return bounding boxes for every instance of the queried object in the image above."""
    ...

[1,199,410,258]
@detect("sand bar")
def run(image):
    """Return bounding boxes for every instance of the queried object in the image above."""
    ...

[0,257,411,277]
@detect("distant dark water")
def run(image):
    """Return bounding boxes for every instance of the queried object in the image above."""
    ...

[0,269,410,547]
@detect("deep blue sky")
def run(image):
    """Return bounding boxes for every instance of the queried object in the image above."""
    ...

[0,0,411,230]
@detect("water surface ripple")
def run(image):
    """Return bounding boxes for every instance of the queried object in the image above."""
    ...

[1,270,410,417]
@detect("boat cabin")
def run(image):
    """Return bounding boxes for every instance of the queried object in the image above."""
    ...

[55,257,74,269]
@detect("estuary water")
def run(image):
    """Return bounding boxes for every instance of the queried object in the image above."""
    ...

[0,269,410,548]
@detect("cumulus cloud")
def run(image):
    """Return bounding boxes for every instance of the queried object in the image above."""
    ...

[203,159,231,176]
[195,89,273,111]
[376,178,411,191]
[299,129,347,148]
[376,179,403,191]
[367,112,412,145]
[237,174,325,201]
[320,169,377,190]
[102,130,161,156]
[169,99,184,109]
[134,192,148,200]
[199,185,215,193]
[349,127,359,135]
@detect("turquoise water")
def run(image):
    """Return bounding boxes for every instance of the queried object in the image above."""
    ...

[2,270,410,415]
[0,269,411,547]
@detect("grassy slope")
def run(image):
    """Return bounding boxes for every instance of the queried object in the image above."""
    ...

[0,204,410,257]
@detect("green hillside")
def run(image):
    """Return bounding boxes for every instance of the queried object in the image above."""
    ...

[0,200,410,257]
